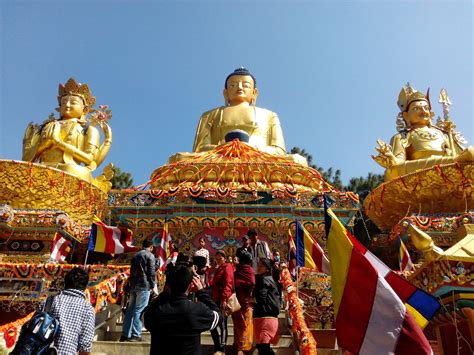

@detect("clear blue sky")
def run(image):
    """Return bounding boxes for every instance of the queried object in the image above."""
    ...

[1,0,472,186]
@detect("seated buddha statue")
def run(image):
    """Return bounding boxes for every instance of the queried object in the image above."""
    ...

[169,67,307,165]
[372,83,473,181]
[22,78,112,183]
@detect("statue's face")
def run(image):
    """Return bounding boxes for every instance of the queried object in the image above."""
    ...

[224,75,258,105]
[403,100,433,128]
[60,95,85,119]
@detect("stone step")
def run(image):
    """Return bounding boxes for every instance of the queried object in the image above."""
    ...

[92,341,339,355]
[93,310,312,354]
[98,330,292,346]
[103,329,245,341]
[113,310,290,334]
[92,341,150,355]
[204,331,294,348]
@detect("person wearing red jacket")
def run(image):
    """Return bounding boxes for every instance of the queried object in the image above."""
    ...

[233,249,255,354]
[211,250,234,354]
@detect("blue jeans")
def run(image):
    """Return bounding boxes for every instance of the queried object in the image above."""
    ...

[122,290,150,338]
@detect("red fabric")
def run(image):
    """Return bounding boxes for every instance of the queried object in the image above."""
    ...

[4,326,17,348]
[234,264,255,308]
[385,270,416,302]
[394,313,432,355]
[212,263,234,303]
[336,248,378,354]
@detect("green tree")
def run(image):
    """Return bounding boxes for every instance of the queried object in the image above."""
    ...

[290,146,384,245]
[343,173,384,246]
[346,172,384,199]
[290,147,343,189]
[110,166,134,189]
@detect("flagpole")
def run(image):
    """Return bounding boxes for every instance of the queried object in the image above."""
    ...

[68,240,76,264]
[296,265,299,301]
[83,249,90,267]
[84,214,95,267]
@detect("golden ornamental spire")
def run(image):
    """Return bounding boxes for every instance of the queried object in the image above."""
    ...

[57,78,96,107]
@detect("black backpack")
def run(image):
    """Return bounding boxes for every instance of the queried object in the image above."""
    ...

[11,296,59,355]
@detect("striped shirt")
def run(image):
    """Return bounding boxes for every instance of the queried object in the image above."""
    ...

[48,289,95,355]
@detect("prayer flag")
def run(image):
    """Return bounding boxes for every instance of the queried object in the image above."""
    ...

[153,219,172,271]
[288,228,297,277]
[88,216,137,254]
[310,223,438,329]
[288,228,297,261]
[399,237,415,272]
[295,220,330,273]
[50,233,71,263]
[324,198,435,354]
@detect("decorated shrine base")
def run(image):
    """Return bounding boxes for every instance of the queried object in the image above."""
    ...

[108,189,358,262]
[364,162,473,231]
[0,160,109,226]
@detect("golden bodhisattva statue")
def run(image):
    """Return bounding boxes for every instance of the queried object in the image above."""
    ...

[22,78,112,183]
[373,84,473,181]
[169,67,307,165]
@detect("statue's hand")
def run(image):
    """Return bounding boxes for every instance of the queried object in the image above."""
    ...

[40,121,61,142]
[22,123,41,161]
[38,121,60,151]
[50,122,62,145]
[372,139,397,168]
[87,161,98,171]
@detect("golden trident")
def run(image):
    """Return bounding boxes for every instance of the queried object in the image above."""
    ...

[438,88,452,119]
[437,88,456,158]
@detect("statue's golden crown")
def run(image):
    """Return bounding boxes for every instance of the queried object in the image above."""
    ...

[57,78,96,107]
[397,83,430,112]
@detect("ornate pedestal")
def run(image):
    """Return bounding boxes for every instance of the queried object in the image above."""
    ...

[110,141,359,258]
[0,160,108,262]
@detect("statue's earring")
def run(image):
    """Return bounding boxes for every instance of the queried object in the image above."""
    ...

[223,93,230,106]
[80,107,89,121]
[252,89,259,106]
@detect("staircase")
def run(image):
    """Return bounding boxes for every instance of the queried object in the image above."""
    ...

[92,305,340,354]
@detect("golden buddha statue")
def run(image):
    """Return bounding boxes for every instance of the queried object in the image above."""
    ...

[169,67,307,166]
[22,78,112,183]
[372,83,473,181]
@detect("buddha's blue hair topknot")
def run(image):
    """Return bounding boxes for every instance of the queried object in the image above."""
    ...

[224,67,257,88]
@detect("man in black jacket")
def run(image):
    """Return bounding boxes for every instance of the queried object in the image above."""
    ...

[144,264,222,355]
[121,240,156,342]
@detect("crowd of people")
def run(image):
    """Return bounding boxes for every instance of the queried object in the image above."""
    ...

[142,228,283,355]
[16,229,282,355]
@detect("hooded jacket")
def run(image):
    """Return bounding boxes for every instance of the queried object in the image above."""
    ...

[253,273,280,318]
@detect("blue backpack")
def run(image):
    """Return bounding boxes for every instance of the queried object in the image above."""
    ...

[11,296,59,355]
